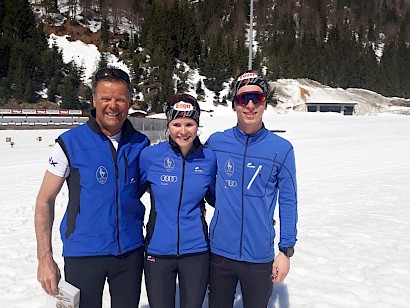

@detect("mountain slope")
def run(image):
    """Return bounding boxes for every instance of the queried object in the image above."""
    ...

[271,79,410,115]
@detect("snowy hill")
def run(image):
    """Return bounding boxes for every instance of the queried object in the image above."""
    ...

[47,33,410,117]
[28,0,410,117]
[271,78,410,116]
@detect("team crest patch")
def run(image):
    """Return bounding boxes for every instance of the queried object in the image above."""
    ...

[225,159,234,177]
[96,166,108,184]
[164,156,175,172]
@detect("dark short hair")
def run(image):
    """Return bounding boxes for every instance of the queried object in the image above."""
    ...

[92,67,132,100]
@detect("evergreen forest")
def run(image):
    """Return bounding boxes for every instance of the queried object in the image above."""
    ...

[1,0,410,112]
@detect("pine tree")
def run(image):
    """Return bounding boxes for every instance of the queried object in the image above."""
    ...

[60,63,82,109]
[2,0,410,105]
[0,10,10,79]
[100,18,110,49]
[0,42,9,78]
[378,38,400,97]
[0,0,5,27]
[0,0,49,102]
[201,34,231,96]
[41,0,58,13]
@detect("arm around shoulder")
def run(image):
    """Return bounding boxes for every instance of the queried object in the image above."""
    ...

[204,148,217,207]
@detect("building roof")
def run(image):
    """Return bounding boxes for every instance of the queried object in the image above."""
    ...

[306,101,358,106]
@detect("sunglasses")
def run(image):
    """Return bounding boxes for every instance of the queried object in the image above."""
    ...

[234,91,266,106]
[95,68,130,84]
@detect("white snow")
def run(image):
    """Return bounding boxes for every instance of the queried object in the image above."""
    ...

[1,111,410,307]
[3,11,410,305]
[48,34,130,86]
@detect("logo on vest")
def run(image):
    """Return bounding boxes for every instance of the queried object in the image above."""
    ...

[96,166,108,184]
[164,156,175,172]
[225,179,238,187]
[161,175,178,183]
[225,159,234,177]
[48,157,58,167]
[246,162,256,169]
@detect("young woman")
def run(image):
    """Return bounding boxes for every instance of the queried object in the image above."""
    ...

[139,93,216,308]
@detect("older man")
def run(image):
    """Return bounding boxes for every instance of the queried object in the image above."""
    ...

[35,68,149,307]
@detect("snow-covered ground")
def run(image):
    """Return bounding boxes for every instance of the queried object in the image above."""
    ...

[5,5,410,306]
[1,110,410,307]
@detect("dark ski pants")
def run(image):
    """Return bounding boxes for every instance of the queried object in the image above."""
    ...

[209,253,273,308]
[144,252,209,308]
[64,246,144,308]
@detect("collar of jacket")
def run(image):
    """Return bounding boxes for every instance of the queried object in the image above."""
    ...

[233,123,269,145]
[168,135,203,157]
[87,109,136,139]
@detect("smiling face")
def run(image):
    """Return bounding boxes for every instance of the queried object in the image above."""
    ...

[168,117,198,157]
[93,80,130,136]
[234,84,265,135]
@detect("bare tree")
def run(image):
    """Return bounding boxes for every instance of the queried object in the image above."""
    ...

[67,0,80,22]
[41,0,58,14]
[81,0,94,20]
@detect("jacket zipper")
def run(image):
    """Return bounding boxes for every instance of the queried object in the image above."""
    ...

[177,158,186,256]
[123,152,128,183]
[239,136,250,259]
[109,140,121,254]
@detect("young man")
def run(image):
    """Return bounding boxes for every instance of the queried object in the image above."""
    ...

[34,68,149,307]
[206,70,298,307]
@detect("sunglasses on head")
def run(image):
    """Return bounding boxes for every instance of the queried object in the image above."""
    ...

[234,91,266,106]
[95,68,130,84]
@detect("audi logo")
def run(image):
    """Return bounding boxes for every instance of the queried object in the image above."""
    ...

[225,180,238,187]
[161,175,178,182]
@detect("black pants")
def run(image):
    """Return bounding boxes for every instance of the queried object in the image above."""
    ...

[64,247,144,308]
[144,252,209,308]
[209,253,273,308]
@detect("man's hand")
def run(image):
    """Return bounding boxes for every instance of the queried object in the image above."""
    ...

[271,252,290,282]
[37,253,61,295]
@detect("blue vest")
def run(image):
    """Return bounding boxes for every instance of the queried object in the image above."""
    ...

[58,115,149,257]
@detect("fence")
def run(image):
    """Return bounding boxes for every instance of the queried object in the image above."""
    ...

[127,117,168,144]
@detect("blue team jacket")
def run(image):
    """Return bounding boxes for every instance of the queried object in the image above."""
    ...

[139,137,217,256]
[206,125,298,263]
[58,113,149,257]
